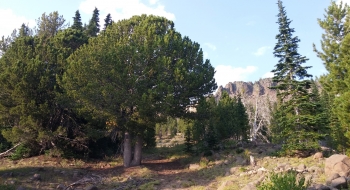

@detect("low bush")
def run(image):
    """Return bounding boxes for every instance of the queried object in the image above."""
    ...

[258,171,310,190]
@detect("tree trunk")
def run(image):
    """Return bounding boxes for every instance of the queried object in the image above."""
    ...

[123,131,132,167]
[131,135,143,166]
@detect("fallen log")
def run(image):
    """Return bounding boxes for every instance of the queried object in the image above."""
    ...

[0,143,22,158]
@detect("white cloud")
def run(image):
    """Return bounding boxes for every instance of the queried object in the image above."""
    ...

[253,46,271,56]
[0,9,35,37]
[215,65,257,87]
[337,0,350,5]
[204,43,217,51]
[262,72,274,78]
[149,0,159,5]
[79,0,175,24]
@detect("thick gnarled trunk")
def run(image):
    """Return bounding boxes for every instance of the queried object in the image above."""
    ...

[123,132,143,168]
[131,135,143,166]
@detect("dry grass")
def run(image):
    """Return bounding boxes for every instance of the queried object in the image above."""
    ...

[0,140,328,190]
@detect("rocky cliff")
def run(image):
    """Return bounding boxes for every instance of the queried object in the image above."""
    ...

[215,78,277,105]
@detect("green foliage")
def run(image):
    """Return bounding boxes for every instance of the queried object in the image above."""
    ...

[63,15,216,165]
[0,14,109,158]
[72,10,83,31]
[192,92,250,152]
[10,144,31,160]
[88,136,121,158]
[86,7,100,37]
[258,171,310,190]
[144,127,156,148]
[235,147,244,154]
[0,133,11,152]
[103,13,113,30]
[314,1,350,153]
[36,11,67,38]
[0,184,16,190]
[269,0,327,155]
[184,126,193,153]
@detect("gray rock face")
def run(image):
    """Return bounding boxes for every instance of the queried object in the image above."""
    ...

[215,78,277,102]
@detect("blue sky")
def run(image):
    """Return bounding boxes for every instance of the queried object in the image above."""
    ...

[0,0,346,87]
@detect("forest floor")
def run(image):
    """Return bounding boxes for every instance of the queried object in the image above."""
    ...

[0,136,328,190]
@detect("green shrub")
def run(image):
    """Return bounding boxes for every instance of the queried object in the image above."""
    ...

[258,171,310,190]
[10,144,31,160]
[236,147,244,154]
[0,184,16,190]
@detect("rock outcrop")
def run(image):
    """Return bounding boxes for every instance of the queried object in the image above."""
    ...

[325,154,350,178]
[215,78,277,103]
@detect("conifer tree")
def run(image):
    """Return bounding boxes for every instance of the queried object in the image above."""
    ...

[72,10,83,31]
[36,11,66,38]
[86,7,100,37]
[63,15,216,167]
[235,94,249,141]
[103,13,112,30]
[313,0,350,153]
[18,23,31,37]
[270,0,325,155]
[313,1,350,95]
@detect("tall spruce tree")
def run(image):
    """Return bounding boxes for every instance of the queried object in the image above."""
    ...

[103,13,112,30]
[86,7,100,37]
[72,10,83,31]
[270,0,325,155]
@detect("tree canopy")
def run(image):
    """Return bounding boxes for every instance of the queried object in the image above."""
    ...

[63,15,217,166]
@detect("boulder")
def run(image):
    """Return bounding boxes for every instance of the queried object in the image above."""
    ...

[313,152,323,159]
[331,176,348,189]
[326,173,340,185]
[325,154,350,177]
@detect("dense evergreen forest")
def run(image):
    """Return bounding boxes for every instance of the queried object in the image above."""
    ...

[0,0,350,168]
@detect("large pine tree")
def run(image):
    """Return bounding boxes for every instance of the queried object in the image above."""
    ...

[313,1,350,153]
[270,0,326,156]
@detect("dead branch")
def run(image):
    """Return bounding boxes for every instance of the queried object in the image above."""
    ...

[0,142,22,158]
[64,174,102,190]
